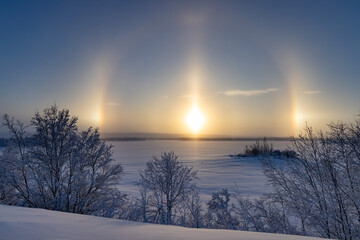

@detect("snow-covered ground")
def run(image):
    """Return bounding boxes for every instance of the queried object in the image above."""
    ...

[0,205,325,240]
[110,140,290,199]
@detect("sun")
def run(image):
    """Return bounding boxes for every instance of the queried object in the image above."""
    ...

[186,105,205,133]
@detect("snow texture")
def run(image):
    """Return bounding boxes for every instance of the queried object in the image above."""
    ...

[110,140,290,200]
[0,205,326,240]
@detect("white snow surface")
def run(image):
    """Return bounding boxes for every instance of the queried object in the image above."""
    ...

[0,205,325,240]
[110,140,291,200]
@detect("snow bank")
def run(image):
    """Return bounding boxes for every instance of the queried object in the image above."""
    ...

[0,205,325,240]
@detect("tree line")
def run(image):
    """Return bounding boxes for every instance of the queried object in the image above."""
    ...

[1,105,359,239]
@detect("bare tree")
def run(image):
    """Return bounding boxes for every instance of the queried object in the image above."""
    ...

[139,152,197,225]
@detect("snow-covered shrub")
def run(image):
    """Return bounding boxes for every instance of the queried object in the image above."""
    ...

[233,193,297,234]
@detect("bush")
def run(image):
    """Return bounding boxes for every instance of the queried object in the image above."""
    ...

[244,138,273,156]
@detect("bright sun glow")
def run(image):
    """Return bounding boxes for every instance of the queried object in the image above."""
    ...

[186,105,205,133]
[92,104,103,126]
[294,111,304,125]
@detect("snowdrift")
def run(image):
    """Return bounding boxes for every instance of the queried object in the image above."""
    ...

[0,205,325,240]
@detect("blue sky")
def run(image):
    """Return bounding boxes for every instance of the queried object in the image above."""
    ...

[1,1,360,136]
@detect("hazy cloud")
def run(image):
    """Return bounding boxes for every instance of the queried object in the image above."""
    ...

[304,90,321,95]
[220,88,278,97]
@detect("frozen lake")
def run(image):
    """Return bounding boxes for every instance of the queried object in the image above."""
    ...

[109,140,291,200]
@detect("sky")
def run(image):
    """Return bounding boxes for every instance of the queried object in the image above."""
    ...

[1,0,360,137]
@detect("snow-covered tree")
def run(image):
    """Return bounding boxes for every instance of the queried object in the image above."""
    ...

[0,114,33,206]
[139,152,197,225]
[0,105,124,216]
[206,188,238,230]
[261,122,360,239]
[184,187,203,228]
